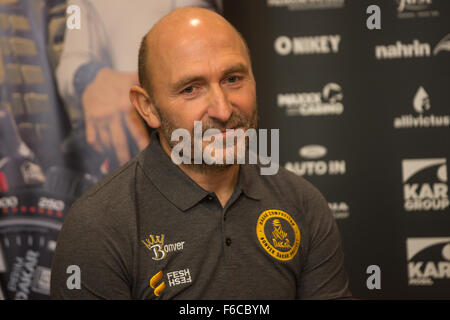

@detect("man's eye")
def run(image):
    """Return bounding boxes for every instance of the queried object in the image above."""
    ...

[182,86,195,94]
[227,76,239,83]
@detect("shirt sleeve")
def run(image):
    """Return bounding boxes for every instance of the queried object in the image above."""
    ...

[50,199,133,299]
[296,186,352,300]
[55,0,112,114]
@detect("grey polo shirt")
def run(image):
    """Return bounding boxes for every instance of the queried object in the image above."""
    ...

[50,133,352,300]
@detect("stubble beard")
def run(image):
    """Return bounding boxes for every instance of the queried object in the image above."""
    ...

[154,101,258,173]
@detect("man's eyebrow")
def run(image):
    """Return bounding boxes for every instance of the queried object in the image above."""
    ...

[172,63,249,93]
[222,63,249,76]
[172,76,205,92]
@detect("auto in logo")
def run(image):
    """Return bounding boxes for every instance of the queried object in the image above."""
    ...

[402,158,449,212]
[396,0,439,19]
[393,87,450,128]
[406,238,450,286]
[299,145,327,159]
[285,145,346,176]
[277,83,344,117]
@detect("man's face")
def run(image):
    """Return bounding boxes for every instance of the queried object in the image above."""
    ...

[149,22,258,167]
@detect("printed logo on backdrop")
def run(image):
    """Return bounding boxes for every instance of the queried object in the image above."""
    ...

[277,83,344,117]
[433,34,450,55]
[285,145,346,176]
[401,158,449,212]
[267,0,345,11]
[406,238,450,286]
[375,33,450,59]
[394,86,450,129]
[329,201,350,219]
[396,0,439,19]
[275,35,341,56]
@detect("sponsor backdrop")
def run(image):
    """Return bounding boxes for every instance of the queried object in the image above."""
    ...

[224,0,450,299]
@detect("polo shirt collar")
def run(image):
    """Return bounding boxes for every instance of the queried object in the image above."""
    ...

[237,163,264,201]
[140,132,262,212]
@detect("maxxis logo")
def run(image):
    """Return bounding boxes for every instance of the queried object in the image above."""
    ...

[277,83,344,117]
[256,209,300,261]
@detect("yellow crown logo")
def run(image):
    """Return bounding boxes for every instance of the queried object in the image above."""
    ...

[141,234,165,250]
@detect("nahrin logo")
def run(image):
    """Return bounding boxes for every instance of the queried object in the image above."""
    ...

[277,83,344,117]
[285,145,346,176]
[375,34,450,59]
[150,270,165,296]
[402,158,449,212]
[375,39,430,59]
[394,87,450,129]
[407,238,450,286]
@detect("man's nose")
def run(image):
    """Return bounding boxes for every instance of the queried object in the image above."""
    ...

[206,84,232,123]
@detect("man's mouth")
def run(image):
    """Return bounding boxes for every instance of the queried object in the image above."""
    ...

[203,127,242,140]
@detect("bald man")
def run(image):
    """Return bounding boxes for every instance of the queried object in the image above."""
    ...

[51,8,352,300]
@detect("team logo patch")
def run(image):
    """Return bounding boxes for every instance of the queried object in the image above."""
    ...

[256,209,301,261]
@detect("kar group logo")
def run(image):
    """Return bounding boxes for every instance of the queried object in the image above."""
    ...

[285,144,346,176]
[406,238,450,286]
[396,0,439,19]
[277,83,344,117]
[402,158,449,212]
[256,209,301,261]
[394,86,450,129]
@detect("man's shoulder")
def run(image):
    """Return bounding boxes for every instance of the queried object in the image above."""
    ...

[68,155,142,222]
[82,157,138,198]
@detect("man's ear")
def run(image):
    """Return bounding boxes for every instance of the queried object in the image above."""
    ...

[129,85,161,129]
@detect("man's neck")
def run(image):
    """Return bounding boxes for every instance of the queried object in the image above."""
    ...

[179,163,240,208]
[159,136,240,207]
